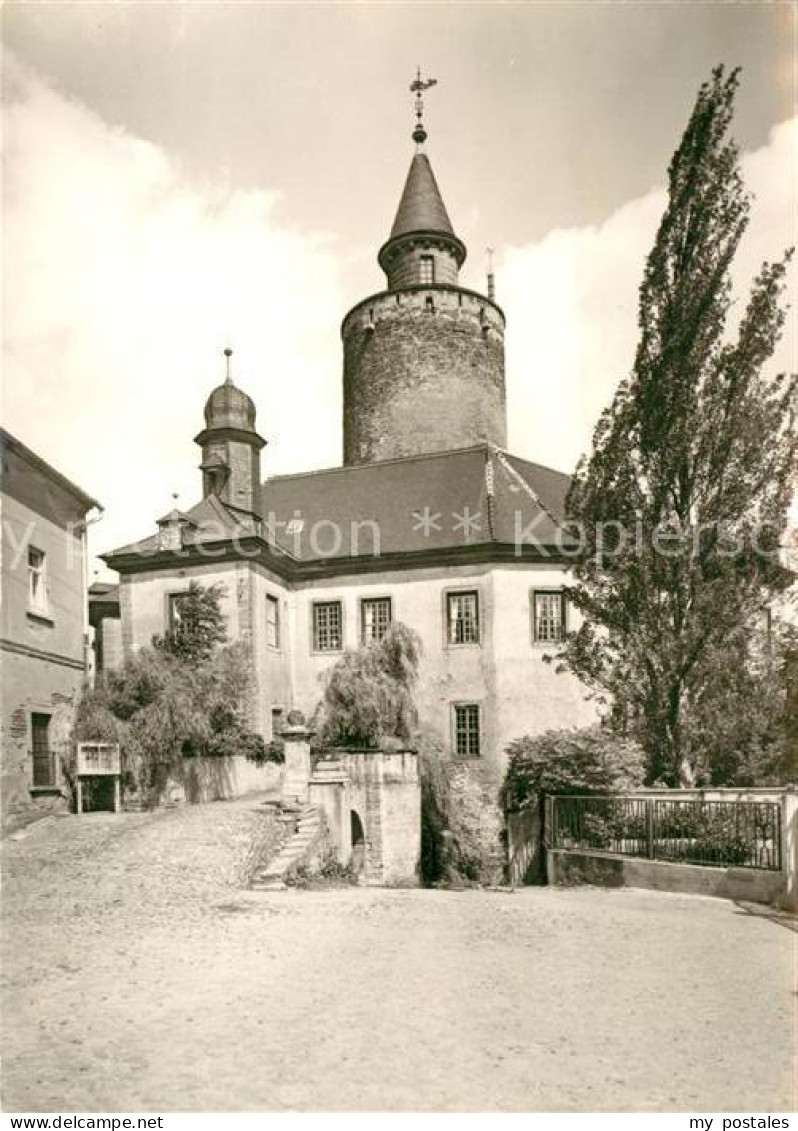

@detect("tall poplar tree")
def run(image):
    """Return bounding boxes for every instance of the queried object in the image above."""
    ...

[561,67,796,786]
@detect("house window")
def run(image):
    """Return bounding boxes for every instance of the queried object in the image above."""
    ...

[446,590,480,645]
[532,590,566,643]
[167,592,192,633]
[313,600,343,652]
[361,597,392,644]
[28,547,47,612]
[419,255,434,285]
[266,594,280,648]
[31,713,54,787]
[271,708,284,738]
[454,704,481,758]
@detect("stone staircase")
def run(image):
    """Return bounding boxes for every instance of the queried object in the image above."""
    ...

[250,804,326,890]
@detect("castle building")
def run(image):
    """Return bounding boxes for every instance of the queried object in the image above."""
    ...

[103,92,596,816]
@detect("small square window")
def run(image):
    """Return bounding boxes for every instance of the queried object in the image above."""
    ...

[266,594,280,649]
[28,547,47,612]
[419,255,435,285]
[313,601,343,652]
[532,591,566,643]
[447,590,480,645]
[361,597,392,644]
[454,704,481,758]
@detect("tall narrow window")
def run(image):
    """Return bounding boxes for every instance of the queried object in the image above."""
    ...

[532,591,566,643]
[31,713,54,787]
[361,597,392,644]
[271,708,284,738]
[167,592,191,633]
[419,255,434,285]
[266,594,280,648]
[313,601,343,652]
[28,547,47,613]
[454,704,481,758]
[446,590,480,645]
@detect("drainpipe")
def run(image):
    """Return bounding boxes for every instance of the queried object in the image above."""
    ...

[78,506,105,684]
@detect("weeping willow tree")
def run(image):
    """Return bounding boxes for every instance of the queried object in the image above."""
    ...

[560,67,796,785]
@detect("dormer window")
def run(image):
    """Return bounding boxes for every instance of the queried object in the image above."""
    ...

[419,255,434,285]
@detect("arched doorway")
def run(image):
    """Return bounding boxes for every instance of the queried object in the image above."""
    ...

[350,810,365,874]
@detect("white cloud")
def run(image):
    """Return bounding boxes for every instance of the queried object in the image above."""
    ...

[3,53,794,580]
[501,117,797,474]
[2,53,343,573]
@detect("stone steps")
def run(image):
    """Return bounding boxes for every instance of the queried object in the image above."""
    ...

[250,804,324,890]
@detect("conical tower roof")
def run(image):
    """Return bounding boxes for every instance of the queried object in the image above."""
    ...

[389,152,456,239]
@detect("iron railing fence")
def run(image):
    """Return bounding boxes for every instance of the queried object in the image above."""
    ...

[548,795,782,872]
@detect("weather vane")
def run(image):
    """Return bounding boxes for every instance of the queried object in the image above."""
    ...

[410,66,437,145]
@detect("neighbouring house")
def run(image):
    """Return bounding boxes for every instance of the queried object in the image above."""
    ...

[101,108,598,839]
[1,428,102,828]
[88,581,122,675]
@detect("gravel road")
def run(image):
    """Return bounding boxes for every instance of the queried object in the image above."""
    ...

[2,799,794,1112]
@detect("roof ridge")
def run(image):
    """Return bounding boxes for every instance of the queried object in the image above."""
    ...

[263,443,492,484]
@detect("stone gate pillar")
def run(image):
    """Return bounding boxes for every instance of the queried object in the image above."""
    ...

[280,710,312,805]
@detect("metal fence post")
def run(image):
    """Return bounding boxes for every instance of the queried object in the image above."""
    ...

[647,799,655,859]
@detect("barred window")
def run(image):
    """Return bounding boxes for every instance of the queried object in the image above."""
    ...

[454,704,481,758]
[419,255,434,285]
[31,712,54,787]
[266,594,280,648]
[313,601,343,652]
[533,591,566,643]
[447,590,480,645]
[361,597,392,644]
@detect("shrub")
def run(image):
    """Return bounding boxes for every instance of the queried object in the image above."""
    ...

[502,724,646,812]
[418,730,492,886]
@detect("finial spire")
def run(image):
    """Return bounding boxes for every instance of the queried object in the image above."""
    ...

[410,66,437,146]
[223,346,233,386]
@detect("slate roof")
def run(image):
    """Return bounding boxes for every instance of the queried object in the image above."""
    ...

[104,446,573,573]
[260,445,571,562]
[388,153,457,241]
[104,492,282,560]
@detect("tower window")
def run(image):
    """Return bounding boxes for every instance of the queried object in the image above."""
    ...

[425,296,435,314]
[419,255,435,285]
[361,597,392,644]
[453,704,481,758]
[313,600,343,652]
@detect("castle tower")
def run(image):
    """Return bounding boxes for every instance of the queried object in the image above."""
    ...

[194,349,266,513]
[342,74,507,466]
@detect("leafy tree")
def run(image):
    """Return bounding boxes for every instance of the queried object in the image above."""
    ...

[560,67,796,785]
[73,583,271,806]
[153,580,227,662]
[316,623,422,748]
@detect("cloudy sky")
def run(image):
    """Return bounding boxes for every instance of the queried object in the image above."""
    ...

[2,2,795,575]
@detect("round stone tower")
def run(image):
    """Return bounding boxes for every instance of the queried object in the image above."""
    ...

[342,121,507,466]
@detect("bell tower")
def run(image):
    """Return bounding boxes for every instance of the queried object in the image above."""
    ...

[194,349,266,513]
[341,71,507,466]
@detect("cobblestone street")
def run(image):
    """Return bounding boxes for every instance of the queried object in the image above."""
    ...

[2,798,794,1112]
